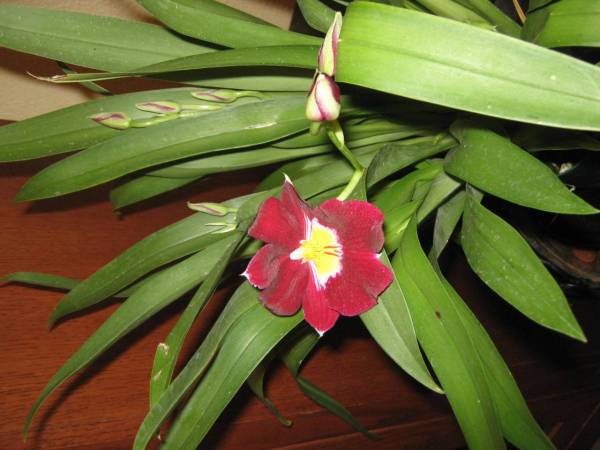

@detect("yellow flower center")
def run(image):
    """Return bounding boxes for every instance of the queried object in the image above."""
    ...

[290,218,342,288]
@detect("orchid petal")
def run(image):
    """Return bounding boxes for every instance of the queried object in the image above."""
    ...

[325,252,393,316]
[303,284,339,335]
[316,200,385,253]
[243,244,287,289]
[248,197,305,249]
[260,258,307,315]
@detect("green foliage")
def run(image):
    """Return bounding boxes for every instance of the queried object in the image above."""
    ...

[461,194,586,341]
[2,1,596,449]
[523,0,600,48]
[337,2,600,131]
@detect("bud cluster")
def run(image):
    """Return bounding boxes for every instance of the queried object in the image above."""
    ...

[305,12,343,123]
[89,89,263,130]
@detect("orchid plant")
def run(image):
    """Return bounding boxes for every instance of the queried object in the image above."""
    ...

[1,0,599,449]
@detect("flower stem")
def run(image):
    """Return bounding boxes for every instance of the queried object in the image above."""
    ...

[337,168,365,201]
[327,120,365,200]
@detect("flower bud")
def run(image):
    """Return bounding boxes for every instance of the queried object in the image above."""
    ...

[187,201,230,216]
[191,89,257,103]
[89,112,131,130]
[135,101,181,114]
[305,73,341,122]
[318,12,342,77]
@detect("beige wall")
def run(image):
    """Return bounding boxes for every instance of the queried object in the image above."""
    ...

[0,0,295,120]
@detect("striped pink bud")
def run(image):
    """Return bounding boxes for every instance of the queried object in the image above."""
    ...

[89,112,131,130]
[305,73,341,122]
[318,12,342,77]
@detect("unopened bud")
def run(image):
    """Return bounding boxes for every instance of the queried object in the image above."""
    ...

[187,201,231,216]
[191,89,263,103]
[305,73,341,122]
[318,12,342,77]
[89,112,131,130]
[136,101,181,114]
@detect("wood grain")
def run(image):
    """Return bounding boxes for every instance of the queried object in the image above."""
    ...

[0,123,599,449]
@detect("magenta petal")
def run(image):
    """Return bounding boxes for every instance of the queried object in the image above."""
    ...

[280,180,312,231]
[248,197,304,249]
[325,251,393,316]
[259,258,307,315]
[316,200,385,253]
[244,244,286,289]
[303,284,339,335]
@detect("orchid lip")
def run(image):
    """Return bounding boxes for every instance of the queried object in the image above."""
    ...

[289,217,343,289]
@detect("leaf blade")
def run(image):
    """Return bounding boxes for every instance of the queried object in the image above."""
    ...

[445,120,598,214]
[461,193,586,341]
[337,2,600,131]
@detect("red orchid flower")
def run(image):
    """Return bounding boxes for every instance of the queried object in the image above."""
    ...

[243,180,393,335]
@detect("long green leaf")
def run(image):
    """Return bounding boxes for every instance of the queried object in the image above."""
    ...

[110,175,202,210]
[133,282,261,450]
[429,189,466,262]
[0,5,312,91]
[440,278,555,450]
[44,46,318,83]
[522,0,600,48]
[16,96,309,201]
[139,0,320,48]
[412,0,493,27]
[361,252,441,392]
[392,219,504,450]
[297,0,337,33]
[149,233,244,406]
[366,134,456,186]
[246,358,292,427]
[0,5,211,71]
[162,291,303,449]
[0,272,151,299]
[146,145,330,178]
[454,0,521,36]
[445,120,598,214]
[461,193,586,341]
[2,272,79,292]
[24,238,234,437]
[415,170,462,221]
[337,2,600,131]
[48,194,248,325]
[528,0,553,11]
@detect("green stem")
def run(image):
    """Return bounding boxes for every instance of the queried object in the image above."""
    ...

[326,120,365,201]
[130,114,179,127]
[337,168,365,201]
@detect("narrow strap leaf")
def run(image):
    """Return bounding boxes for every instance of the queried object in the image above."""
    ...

[246,358,292,427]
[439,277,555,450]
[110,175,202,210]
[133,283,261,450]
[0,272,151,299]
[392,219,505,450]
[139,0,320,48]
[428,189,466,263]
[161,294,303,449]
[149,233,245,406]
[297,0,337,33]
[24,239,234,438]
[281,325,379,439]
[43,46,318,83]
[56,61,113,95]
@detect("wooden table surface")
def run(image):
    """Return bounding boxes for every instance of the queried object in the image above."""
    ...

[1,122,599,450]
